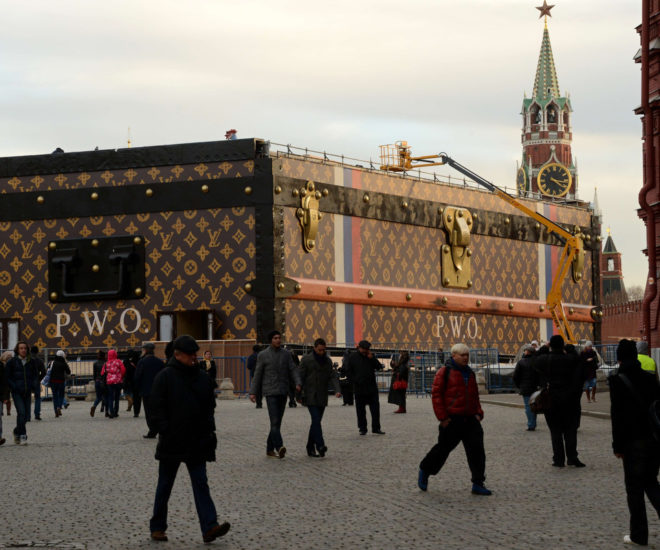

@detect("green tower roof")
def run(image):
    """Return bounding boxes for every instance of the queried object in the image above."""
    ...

[533,22,560,101]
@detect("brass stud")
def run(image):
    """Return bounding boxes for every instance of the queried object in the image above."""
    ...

[442,277,450,286]
[274,185,282,194]
[91,239,99,247]
[441,297,448,306]
[442,245,450,254]
[322,189,329,197]
[539,305,545,312]
[37,195,45,204]
[508,302,514,310]
[535,223,541,230]
[308,181,315,191]
[294,283,301,293]
[467,280,473,288]
[50,292,58,301]
[575,273,582,281]
[438,207,444,215]
[292,189,300,197]
[145,188,154,197]
[315,191,322,199]
[457,210,463,218]
[326,286,333,295]
[504,217,510,225]
[92,264,100,273]
[49,242,57,250]
[367,290,374,298]
[277,282,285,291]
[401,201,408,209]
[405,293,412,301]
[201,184,209,193]
[91,192,99,201]
[133,237,142,245]
[476,299,482,307]
[447,215,453,223]
[244,186,252,195]
[585,235,591,242]
[596,236,602,242]
[363,194,370,203]
[318,212,323,220]
[466,248,472,257]
[134,287,143,297]
[244,283,253,292]
[569,307,575,315]
[472,213,478,220]
[598,310,604,318]
[299,188,307,197]
[467,218,472,226]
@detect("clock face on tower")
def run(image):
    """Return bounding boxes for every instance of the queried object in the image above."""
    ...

[537,163,572,197]
[516,167,527,195]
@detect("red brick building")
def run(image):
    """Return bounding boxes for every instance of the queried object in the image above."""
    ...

[636,3,660,350]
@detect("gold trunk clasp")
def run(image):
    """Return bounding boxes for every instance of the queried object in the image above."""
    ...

[296,180,323,252]
[441,207,473,289]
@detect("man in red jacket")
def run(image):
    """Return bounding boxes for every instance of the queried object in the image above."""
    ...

[418,343,491,495]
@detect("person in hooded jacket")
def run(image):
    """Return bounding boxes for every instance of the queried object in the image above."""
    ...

[610,339,660,546]
[148,335,230,544]
[49,350,71,417]
[388,350,410,414]
[513,344,539,431]
[102,349,126,419]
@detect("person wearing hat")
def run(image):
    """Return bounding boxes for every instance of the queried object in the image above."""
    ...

[149,334,230,543]
[249,330,302,458]
[134,342,165,438]
[609,339,660,546]
[345,340,385,436]
[637,341,657,379]
[513,344,539,431]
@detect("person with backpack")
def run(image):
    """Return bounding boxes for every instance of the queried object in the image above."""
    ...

[610,339,660,546]
[417,343,491,496]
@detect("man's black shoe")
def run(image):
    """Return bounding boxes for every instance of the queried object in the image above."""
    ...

[317,445,327,457]
[35,416,41,421]
[143,433,157,439]
[373,430,386,435]
[567,459,586,468]
[307,449,320,457]
[202,521,230,543]
[552,462,565,468]
[359,430,367,435]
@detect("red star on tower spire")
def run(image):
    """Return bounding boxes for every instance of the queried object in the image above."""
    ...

[536,0,555,19]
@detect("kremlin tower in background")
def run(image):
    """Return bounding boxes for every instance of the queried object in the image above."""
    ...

[517,1,578,200]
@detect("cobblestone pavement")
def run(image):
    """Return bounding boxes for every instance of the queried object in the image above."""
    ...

[0,393,652,549]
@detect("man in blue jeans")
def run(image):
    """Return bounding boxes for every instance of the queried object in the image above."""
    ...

[249,330,301,458]
[30,346,46,421]
[5,341,37,445]
[513,345,539,431]
[149,335,230,543]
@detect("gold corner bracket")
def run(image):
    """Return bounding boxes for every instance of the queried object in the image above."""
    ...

[296,180,323,253]
[441,207,473,289]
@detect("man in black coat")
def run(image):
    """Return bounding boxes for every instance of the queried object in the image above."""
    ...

[5,341,37,445]
[535,334,585,468]
[346,340,385,436]
[134,342,165,439]
[148,335,230,544]
[30,346,46,421]
[610,339,660,546]
[513,345,539,431]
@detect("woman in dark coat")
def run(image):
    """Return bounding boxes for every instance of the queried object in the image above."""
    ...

[388,351,410,414]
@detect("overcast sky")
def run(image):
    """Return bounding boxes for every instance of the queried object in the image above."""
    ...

[0,1,646,288]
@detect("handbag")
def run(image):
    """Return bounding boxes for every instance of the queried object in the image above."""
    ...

[529,385,551,414]
[393,379,408,391]
[41,363,52,388]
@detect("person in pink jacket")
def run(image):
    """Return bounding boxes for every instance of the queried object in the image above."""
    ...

[101,350,126,418]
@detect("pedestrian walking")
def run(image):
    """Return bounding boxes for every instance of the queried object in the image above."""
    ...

[298,338,341,457]
[90,350,107,417]
[102,349,126,418]
[609,339,660,546]
[246,345,262,408]
[417,343,491,495]
[535,334,585,468]
[339,349,354,406]
[345,340,385,435]
[388,350,410,414]
[149,335,230,543]
[5,341,37,445]
[123,350,138,413]
[30,346,46,421]
[49,350,71,417]
[286,346,300,408]
[249,330,301,459]
[134,342,165,439]
[513,344,539,430]
[0,350,12,446]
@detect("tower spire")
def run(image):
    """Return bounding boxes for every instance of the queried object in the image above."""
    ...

[533,20,560,101]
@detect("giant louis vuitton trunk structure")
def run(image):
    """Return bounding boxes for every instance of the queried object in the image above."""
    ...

[0,138,600,355]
